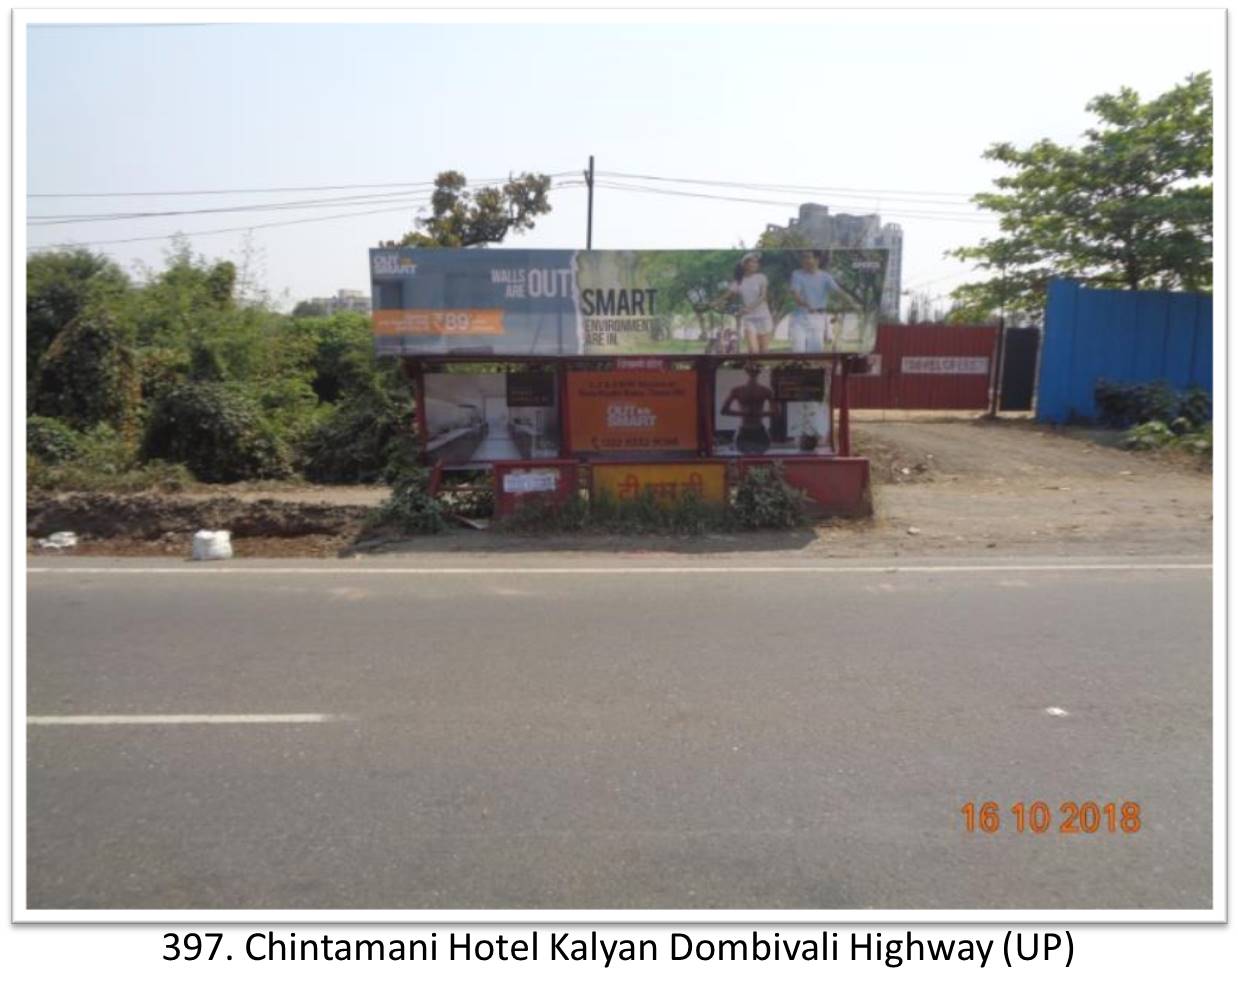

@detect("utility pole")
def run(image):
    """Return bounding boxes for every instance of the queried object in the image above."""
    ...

[584,155,595,249]
[987,261,1007,419]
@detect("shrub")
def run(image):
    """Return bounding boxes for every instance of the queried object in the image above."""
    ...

[300,387,414,484]
[1124,419,1212,458]
[141,382,291,483]
[1178,387,1211,429]
[730,465,807,530]
[28,454,193,494]
[33,308,141,435]
[1094,380,1176,427]
[27,423,194,493]
[26,416,83,465]
[1124,420,1176,450]
[368,468,445,534]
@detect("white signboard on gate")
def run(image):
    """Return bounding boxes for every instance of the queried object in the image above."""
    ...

[502,470,560,494]
[901,356,990,375]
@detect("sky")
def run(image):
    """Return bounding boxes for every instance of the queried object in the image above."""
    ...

[23,10,1222,314]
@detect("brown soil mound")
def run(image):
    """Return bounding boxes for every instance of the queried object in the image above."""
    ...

[27,493,370,541]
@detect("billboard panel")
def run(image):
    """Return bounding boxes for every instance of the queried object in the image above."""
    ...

[714,363,832,456]
[423,373,560,466]
[593,463,727,506]
[370,247,887,356]
[566,370,698,454]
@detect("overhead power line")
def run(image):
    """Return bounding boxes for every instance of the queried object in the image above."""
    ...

[598,170,978,203]
[27,171,578,199]
[26,184,586,252]
[591,180,996,224]
[29,188,478,226]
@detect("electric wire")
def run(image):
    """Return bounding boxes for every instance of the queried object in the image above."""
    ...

[27,171,579,199]
[25,184,586,251]
[591,179,996,224]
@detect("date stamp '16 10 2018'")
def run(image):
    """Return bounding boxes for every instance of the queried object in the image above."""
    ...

[961,801,1142,834]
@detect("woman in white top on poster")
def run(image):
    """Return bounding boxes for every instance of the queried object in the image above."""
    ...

[728,252,775,354]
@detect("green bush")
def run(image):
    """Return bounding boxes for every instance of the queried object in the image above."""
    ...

[26,416,83,465]
[300,386,415,484]
[1124,419,1176,450]
[1124,419,1211,457]
[294,312,376,403]
[28,423,194,493]
[33,308,141,434]
[368,469,446,534]
[1094,380,1211,429]
[1178,387,1211,428]
[730,465,807,530]
[28,454,193,494]
[26,249,131,401]
[141,382,291,483]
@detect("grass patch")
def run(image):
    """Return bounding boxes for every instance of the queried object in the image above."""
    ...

[1124,419,1211,458]
[27,423,195,493]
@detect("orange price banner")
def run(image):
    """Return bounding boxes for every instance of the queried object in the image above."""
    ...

[567,370,699,452]
[372,309,504,336]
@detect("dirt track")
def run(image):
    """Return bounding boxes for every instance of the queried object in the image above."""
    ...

[27,419,1212,560]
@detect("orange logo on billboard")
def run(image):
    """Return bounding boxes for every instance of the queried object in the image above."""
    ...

[372,309,505,336]
[567,370,698,452]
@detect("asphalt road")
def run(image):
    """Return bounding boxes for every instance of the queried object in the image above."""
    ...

[24,555,1213,911]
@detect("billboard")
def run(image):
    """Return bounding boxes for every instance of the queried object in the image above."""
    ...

[423,372,559,466]
[592,463,727,506]
[714,362,831,457]
[370,247,887,357]
[565,369,698,454]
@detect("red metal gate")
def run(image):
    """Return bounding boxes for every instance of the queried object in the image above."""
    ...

[848,324,999,409]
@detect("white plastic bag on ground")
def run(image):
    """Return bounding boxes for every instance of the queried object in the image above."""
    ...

[192,530,233,560]
[36,531,78,551]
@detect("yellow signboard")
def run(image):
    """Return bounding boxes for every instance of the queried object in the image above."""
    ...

[592,463,727,506]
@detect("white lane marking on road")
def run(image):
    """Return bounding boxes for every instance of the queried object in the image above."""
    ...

[27,713,345,726]
[1044,707,1070,717]
[26,563,1211,576]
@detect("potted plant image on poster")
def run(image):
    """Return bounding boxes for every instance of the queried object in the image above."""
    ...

[713,361,832,456]
[574,248,885,356]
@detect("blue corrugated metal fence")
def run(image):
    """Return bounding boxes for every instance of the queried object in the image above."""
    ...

[1037,278,1212,423]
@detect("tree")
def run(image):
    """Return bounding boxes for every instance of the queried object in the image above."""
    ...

[393,171,552,247]
[26,249,130,399]
[292,299,329,318]
[33,307,141,435]
[949,72,1212,321]
[906,291,949,325]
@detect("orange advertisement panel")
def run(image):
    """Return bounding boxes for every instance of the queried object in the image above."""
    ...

[593,463,727,506]
[372,308,504,336]
[567,370,699,452]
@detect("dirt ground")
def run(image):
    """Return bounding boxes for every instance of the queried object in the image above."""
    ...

[849,418,1211,558]
[27,417,1212,560]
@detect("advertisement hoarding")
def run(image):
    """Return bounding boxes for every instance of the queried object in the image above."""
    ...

[566,370,699,454]
[592,463,727,506]
[423,373,560,466]
[714,363,831,456]
[370,247,887,357]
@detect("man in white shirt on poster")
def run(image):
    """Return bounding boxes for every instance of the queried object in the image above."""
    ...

[789,250,861,353]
